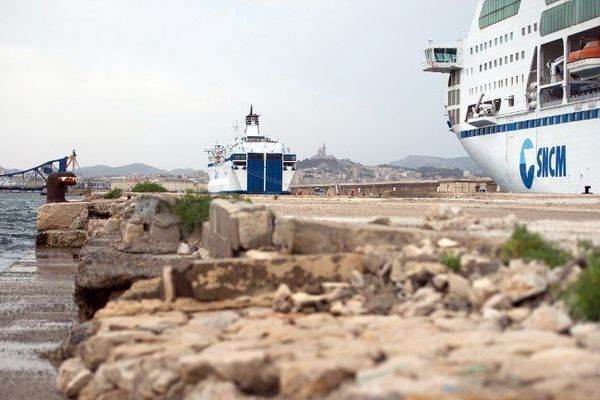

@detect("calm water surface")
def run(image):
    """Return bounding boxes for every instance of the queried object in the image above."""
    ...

[0,192,44,272]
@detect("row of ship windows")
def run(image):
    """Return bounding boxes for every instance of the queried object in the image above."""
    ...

[465,50,527,76]
[470,22,536,57]
[467,74,527,96]
[470,32,514,55]
[460,109,600,138]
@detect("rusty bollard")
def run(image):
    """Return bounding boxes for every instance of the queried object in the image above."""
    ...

[46,172,77,203]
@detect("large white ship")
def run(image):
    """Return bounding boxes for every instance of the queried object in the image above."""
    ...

[424,0,600,194]
[206,107,297,194]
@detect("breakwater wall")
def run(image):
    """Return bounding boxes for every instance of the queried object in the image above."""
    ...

[34,193,600,400]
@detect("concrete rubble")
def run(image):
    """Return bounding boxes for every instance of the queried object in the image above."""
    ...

[43,194,600,399]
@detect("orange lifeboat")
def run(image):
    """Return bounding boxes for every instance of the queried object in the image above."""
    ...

[568,40,600,80]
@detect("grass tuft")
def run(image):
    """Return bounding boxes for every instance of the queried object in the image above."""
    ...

[563,247,600,321]
[174,194,212,233]
[104,188,123,199]
[499,225,570,268]
[131,182,167,193]
[441,251,461,272]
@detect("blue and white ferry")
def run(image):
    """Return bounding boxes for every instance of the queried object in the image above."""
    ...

[206,107,297,194]
[425,0,600,194]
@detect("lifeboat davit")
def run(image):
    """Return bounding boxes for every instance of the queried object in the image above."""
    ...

[568,40,600,80]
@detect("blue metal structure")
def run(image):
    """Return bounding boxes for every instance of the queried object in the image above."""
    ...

[265,154,283,194]
[0,152,77,192]
[247,153,264,194]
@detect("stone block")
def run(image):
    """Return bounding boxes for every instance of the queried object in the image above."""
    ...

[273,217,421,255]
[176,253,364,301]
[206,200,273,257]
[37,202,89,231]
[36,230,88,248]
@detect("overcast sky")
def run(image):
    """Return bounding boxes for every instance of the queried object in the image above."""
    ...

[0,0,476,170]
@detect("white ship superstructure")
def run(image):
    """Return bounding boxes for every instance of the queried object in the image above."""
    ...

[424,0,600,194]
[206,107,297,194]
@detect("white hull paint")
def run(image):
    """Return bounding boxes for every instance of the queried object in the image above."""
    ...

[460,115,599,193]
[424,0,600,194]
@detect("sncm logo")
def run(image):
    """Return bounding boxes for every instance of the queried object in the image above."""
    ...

[519,139,567,189]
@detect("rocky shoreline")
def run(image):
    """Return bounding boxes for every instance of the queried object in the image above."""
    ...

[34,193,600,399]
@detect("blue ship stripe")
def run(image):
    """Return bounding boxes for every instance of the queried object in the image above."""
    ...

[460,108,600,139]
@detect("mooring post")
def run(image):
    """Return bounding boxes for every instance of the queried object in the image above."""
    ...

[46,172,77,203]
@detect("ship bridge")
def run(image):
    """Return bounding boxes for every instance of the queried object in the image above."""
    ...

[423,41,462,73]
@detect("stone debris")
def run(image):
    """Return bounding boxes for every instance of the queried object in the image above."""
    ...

[46,194,600,400]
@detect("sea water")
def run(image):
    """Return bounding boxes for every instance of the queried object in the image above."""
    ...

[0,192,44,272]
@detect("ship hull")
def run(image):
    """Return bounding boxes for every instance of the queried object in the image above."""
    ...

[460,116,599,194]
[207,158,294,194]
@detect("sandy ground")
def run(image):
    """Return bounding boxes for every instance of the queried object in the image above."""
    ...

[251,193,600,244]
[0,249,78,400]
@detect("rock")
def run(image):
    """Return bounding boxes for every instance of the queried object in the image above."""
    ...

[432,274,448,290]
[469,277,498,307]
[119,277,162,301]
[437,238,459,248]
[177,242,192,255]
[570,323,600,351]
[77,330,160,370]
[273,284,293,313]
[37,202,89,231]
[447,273,470,300]
[501,347,600,383]
[88,219,109,239]
[482,293,513,311]
[279,360,354,399]
[400,287,441,317]
[56,357,93,398]
[500,260,548,303]
[392,260,445,284]
[460,254,501,276]
[182,253,364,302]
[401,243,437,262]
[148,369,179,395]
[36,230,88,248]
[363,290,397,314]
[122,222,144,246]
[162,266,175,302]
[370,217,391,226]
[351,270,365,288]
[524,305,573,333]
[206,199,274,257]
[184,378,243,400]
[273,216,420,255]
[179,344,276,395]
[506,307,530,323]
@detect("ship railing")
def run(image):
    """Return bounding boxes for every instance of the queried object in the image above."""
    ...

[569,90,600,103]
[541,98,563,108]
[540,75,563,86]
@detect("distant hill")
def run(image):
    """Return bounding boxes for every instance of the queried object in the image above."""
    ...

[388,155,483,175]
[77,163,208,180]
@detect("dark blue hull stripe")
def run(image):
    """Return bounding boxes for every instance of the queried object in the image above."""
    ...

[460,108,600,139]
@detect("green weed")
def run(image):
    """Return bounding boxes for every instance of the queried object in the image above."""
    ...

[131,182,167,193]
[441,252,461,272]
[499,225,570,268]
[103,188,123,199]
[174,194,212,233]
[563,247,600,321]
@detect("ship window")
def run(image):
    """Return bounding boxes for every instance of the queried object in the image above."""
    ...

[489,40,493,47]
[500,36,503,44]
[510,54,514,62]
[471,47,473,55]
[494,60,498,67]
[534,23,538,32]
[583,111,590,120]
[505,78,508,85]
[489,61,492,69]
[528,25,532,34]
[516,52,519,61]
[485,42,488,49]
[522,27,526,36]
[508,95,515,106]
[521,50,525,59]
[495,38,498,46]
[499,58,503,66]
[485,64,488,71]
[592,109,599,118]
[479,0,521,29]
